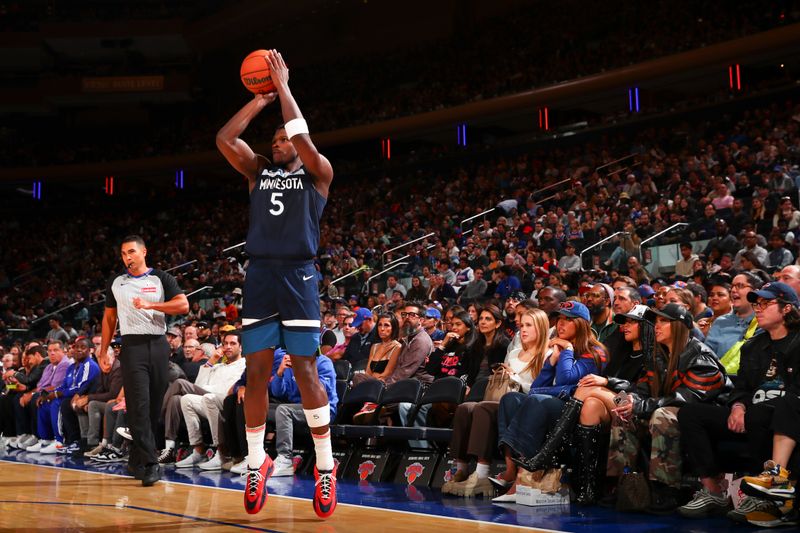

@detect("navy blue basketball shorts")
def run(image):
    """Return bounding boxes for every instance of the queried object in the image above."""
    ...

[241,258,320,356]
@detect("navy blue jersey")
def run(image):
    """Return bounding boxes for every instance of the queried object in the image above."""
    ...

[245,165,326,260]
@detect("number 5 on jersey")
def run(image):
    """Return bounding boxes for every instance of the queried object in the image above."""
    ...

[269,192,284,216]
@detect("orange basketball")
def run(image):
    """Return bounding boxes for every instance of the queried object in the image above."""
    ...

[240,50,275,94]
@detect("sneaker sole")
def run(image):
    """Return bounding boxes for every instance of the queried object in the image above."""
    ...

[741,482,795,501]
[678,503,732,518]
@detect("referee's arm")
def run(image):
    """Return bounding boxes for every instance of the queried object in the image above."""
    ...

[97,306,118,363]
[133,294,190,315]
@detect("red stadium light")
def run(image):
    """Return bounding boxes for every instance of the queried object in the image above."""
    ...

[538,107,550,131]
[105,176,114,196]
[728,64,742,91]
[381,138,391,160]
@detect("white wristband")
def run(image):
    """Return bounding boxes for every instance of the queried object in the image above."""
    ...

[284,118,309,139]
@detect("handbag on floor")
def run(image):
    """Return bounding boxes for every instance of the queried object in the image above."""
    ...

[616,470,650,512]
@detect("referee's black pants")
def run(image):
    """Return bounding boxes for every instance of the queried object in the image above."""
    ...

[119,334,169,466]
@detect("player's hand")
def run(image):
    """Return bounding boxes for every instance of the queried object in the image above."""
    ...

[254,92,277,107]
[132,297,151,310]
[237,386,246,404]
[266,49,289,89]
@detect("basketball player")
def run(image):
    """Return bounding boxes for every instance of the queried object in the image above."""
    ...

[97,235,189,486]
[216,50,337,518]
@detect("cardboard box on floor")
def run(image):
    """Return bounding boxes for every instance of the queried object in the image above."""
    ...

[515,468,570,506]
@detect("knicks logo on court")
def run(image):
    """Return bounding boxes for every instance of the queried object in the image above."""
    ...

[404,462,425,484]
[357,460,376,480]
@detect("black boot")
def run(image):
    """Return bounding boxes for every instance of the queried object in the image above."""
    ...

[512,398,583,472]
[573,423,605,505]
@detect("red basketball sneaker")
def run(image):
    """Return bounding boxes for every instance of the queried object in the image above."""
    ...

[313,464,337,519]
[243,455,274,514]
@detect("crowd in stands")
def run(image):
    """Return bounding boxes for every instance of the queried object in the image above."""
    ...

[2,95,800,343]
[1,0,796,167]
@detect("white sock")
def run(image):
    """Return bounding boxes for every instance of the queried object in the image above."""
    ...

[312,430,334,471]
[456,460,468,474]
[100,438,107,447]
[475,463,490,479]
[246,424,267,469]
[165,439,175,450]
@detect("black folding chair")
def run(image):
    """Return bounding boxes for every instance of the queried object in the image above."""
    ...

[464,376,489,403]
[329,379,384,437]
[382,377,465,443]
[333,359,353,381]
[334,378,424,439]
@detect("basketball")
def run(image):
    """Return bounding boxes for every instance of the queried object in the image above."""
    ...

[240,49,275,94]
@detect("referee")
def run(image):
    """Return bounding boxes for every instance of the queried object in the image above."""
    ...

[97,235,189,486]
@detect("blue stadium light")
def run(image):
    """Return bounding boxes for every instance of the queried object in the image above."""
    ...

[176,169,185,189]
[457,123,467,147]
[33,180,42,200]
[628,87,640,113]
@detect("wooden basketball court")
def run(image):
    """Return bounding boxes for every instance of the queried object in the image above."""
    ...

[0,461,542,532]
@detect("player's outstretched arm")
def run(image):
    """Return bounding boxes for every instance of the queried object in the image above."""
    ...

[267,50,334,198]
[216,94,277,185]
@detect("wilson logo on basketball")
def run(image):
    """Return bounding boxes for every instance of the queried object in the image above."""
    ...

[404,462,425,484]
[357,460,376,480]
[243,75,272,87]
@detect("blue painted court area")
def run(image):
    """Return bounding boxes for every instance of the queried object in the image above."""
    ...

[1,448,747,532]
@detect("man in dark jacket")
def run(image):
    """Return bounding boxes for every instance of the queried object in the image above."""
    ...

[7,345,49,449]
[1,345,47,443]
[678,282,800,520]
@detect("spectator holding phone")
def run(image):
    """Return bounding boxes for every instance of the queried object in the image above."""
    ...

[514,304,652,504]
[606,303,730,513]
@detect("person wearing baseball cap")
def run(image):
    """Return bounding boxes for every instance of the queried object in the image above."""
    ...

[507,300,608,496]
[503,291,527,336]
[519,303,651,504]
[609,302,729,513]
[166,326,185,366]
[341,308,377,365]
[421,307,445,343]
[679,281,800,519]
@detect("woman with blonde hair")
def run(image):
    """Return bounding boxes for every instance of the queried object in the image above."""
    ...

[442,307,550,497]
[498,302,608,496]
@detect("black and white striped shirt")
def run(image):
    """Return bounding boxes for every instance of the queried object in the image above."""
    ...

[106,268,183,336]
